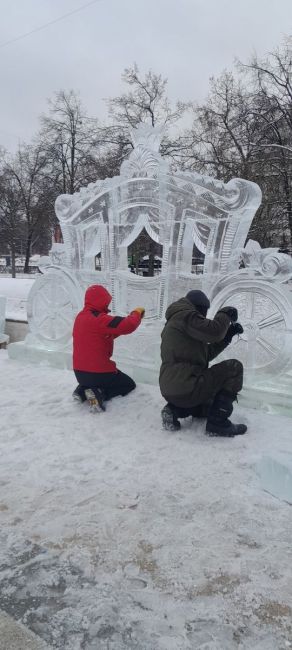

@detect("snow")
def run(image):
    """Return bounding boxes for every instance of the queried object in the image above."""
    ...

[0,610,50,650]
[0,350,291,649]
[0,278,34,321]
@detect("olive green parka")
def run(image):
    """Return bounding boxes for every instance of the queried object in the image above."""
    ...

[159,297,231,407]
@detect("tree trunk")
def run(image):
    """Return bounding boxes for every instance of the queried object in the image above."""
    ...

[70,133,76,194]
[148,241,155,277]
[287,199,292,252]
[62,158,67,194]
[135,251,139,274]
[10,243,16,278]
[24,231,32,274]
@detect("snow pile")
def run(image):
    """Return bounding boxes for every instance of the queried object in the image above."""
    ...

[0,350,291,649]
[0,278,34,321]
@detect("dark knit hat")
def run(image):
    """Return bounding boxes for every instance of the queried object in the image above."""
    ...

[186,290,210,311]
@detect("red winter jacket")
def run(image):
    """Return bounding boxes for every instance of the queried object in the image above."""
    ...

[73,284,142,373]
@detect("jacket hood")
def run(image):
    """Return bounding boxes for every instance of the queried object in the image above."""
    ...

[84,285,112,312]
[165,297,198,321]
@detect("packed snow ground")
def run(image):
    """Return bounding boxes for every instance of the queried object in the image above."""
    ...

[0,350,291,650]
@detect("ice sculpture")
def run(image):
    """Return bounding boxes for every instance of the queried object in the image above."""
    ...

[8,124,292,409]
[257,453,292,504]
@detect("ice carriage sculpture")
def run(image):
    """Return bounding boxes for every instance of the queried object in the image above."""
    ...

[9,124,292,411]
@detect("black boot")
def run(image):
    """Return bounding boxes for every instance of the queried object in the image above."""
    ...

[206,391,247,437]
[161,404,181,432]
[72,385,86,403]
[85,388,106,413]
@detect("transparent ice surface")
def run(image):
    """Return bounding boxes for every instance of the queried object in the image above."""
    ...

[258,453,292,504]
[8,123,292,396]
[0,296,9,344]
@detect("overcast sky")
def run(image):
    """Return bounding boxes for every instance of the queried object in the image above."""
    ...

[1,0,292,151]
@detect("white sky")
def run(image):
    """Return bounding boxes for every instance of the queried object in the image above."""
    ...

[0,0,292,151]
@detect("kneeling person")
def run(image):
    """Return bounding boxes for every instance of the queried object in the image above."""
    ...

[159,290,246,437]
[73,284,144,411]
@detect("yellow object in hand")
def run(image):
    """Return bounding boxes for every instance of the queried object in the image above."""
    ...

[134,307,145,318]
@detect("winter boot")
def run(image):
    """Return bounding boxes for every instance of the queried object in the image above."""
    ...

[85,388,106,413]
[161,404,181,432]
[206,391,247,437]
[72,385,86,403]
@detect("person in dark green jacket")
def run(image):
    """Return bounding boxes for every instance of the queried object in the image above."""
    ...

[159,290,247,437]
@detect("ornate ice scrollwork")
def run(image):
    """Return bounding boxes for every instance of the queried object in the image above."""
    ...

[209,279,292,376]
[27,267,83,350]
[260,251,292,281]
[242,240,292,282]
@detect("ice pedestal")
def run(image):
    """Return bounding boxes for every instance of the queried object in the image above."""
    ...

[8,341,72,370]
[239,370,292,417]
[8,332,292,411]
[8,321,162,385]
[257,453,292,504]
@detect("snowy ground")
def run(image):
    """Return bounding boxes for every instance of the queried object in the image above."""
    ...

[0,350,291,650]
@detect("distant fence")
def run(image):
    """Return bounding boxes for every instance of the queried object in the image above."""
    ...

[0,265,41,274]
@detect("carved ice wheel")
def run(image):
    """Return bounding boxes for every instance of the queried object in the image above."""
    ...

[27,267,83,349]
[209,280,292,375]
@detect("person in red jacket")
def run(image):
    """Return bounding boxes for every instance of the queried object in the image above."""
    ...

[72,284,145,411]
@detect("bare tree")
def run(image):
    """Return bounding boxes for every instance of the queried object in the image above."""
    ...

[40,90,101,194]
[0,167,24,277]
[108,64,185,128]
[5,143,49,272]
[103,64,187,163]
[180,72,266,178]
[177,41,292,250]
[238,40,292,244]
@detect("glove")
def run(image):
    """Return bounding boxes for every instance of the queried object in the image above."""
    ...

[224,322,244,345]
[219,306,238,323]
[133,307,145,318]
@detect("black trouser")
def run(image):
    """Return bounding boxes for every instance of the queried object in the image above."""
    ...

[74,370,136,401]
[168,402,212,419]
[166,359,243,417]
